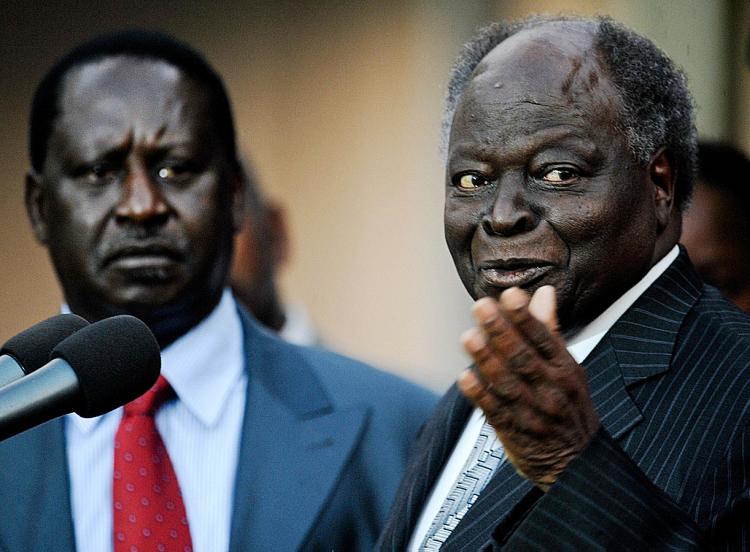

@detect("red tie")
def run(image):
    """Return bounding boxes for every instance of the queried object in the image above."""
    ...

[113,375,193,552]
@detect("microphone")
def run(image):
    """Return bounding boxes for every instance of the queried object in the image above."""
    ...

[0,314,90,387]
[0,315,161,441]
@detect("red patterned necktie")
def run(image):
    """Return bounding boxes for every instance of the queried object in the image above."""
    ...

[113,375,193,552]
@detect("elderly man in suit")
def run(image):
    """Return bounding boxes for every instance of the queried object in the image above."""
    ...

[377,15,750,551]
[0,30,436,552]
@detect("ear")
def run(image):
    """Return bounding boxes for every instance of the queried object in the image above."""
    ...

[265,201,290,268]
[25,171,50,245]
[229,171,246,234]
[648,147,676,231]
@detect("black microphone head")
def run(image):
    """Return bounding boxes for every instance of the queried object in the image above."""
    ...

[1,314,89,374]
[51,315,161,417]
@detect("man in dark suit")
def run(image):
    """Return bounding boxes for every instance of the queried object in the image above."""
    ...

[377,15,750,551]
[0,30,436,551]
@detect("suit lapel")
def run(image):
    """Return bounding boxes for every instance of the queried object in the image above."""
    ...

[579,250,701,439]
[606,249,702,386]
[229,313,368,552]
[0,418,76,551]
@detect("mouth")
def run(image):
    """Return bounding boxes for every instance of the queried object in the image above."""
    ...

[476,258,555,289]
[102,243,185,271]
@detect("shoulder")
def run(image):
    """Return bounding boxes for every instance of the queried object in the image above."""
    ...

[679,285,750,358]
[295,343,439,416]
[688,285,750,335]
[661,250,750,342]
[672,285,750,434]
[255,337,439,452]
[239,308,438,418]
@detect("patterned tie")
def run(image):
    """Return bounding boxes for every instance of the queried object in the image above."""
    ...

[113,375,193,552]
[420,419,505,550]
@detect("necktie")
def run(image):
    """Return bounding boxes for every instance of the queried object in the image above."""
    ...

[113,375,193,552]
[420,419,505,550]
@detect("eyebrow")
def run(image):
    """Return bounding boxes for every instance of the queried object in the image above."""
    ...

[449,125,601,162]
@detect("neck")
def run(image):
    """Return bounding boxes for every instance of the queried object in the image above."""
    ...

[66,292,223,350]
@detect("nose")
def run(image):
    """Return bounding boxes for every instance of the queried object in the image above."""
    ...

[481,176,538,236]
[114,165,170,225]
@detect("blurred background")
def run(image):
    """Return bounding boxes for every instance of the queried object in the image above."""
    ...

[1,0,749,392]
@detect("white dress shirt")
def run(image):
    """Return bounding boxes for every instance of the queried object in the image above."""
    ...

[408,246,680,550]
[65,289,247,552]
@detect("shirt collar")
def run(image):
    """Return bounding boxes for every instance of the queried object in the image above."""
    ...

[566,245,680,363]
[68,288,245,433]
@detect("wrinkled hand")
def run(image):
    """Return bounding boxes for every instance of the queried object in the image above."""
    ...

[457,285,600,491]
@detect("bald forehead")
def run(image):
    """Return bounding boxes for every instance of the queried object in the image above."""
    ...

[52,56,215,152]
[462,21,621,126]
[39,54,224,176]
[66,56,182,91]
[58,56,203,116]
[485,21,597,63]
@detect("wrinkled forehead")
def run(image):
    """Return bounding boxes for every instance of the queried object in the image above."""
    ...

[462,22,622,123]
[48,55,216,160]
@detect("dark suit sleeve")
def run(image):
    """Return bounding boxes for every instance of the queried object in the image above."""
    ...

[485,427,750,551]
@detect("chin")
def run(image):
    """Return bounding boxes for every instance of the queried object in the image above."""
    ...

[108,282,186,310]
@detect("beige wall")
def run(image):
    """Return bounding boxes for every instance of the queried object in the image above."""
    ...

[730,0,750,149]
[0,1,746,391]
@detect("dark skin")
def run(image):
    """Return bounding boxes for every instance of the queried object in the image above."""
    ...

[681,182,750,314]
[25,56,243,348]
[230,190,289,332]
[445,22,678,490]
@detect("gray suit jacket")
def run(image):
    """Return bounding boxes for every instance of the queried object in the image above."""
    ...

[0,308,438,551]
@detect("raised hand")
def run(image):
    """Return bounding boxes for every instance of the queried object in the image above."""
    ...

[458,286,600,491]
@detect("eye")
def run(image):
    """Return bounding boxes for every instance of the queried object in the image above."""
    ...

[79,163,118,185]
[156,163,192,183]
[453,173,490,190]
[157,166,175,180]
[540,167,578,184]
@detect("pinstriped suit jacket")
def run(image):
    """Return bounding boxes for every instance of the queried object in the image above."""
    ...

[376,250,750,551]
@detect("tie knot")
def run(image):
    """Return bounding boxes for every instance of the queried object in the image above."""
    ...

[123,375,174,417]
